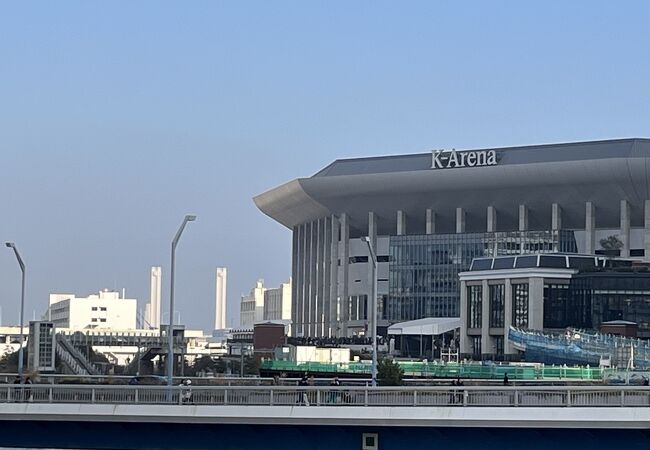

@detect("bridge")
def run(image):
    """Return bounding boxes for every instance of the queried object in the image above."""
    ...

[1,384,649,449]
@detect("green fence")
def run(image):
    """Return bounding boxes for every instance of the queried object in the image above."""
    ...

[261,360,603,380]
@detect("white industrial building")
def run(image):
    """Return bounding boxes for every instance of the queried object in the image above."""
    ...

[240,279,293,329]
[47,289,137,330]
[240,280,266,329]
[263,278,292,321]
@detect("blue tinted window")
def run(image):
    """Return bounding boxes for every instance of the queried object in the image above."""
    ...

[515,255,538,268]
[493,257,515,269]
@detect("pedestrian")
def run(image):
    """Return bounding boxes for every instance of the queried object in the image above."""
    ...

[329,377,341,403]
[297,373,309,406]
[503,373,509,386]
[24,376,32,402]
[181,379,193,404]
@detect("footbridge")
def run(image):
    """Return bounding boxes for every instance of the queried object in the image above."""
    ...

[1,385,650,449]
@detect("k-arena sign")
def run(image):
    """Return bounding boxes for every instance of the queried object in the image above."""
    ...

[431,149,498,169]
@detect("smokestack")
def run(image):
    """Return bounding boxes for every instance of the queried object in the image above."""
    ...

[215,267,227,330]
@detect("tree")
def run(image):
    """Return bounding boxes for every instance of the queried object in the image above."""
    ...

[600,235,623,250]
[377,358,403,386]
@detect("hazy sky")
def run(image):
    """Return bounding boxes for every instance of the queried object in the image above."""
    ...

[1,1,650,331]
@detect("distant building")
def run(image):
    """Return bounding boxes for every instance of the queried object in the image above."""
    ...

[240,280,265,329]
[47,289,137,330]
[215,267,227,330]
[263,278,292,321]
[144,266,162,329]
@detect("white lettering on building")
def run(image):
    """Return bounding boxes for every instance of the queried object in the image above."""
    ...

[430,149,498,169]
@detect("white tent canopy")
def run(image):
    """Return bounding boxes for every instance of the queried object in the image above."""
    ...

[387,317,461,336]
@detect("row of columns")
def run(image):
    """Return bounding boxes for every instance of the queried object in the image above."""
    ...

[390,200,650,260]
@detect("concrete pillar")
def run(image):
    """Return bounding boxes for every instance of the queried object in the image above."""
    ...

[426,209,435,235]
[397,210,406,235]
[340,213,350,336]
[518,204,528,232]
[459,280,469,355]
[487,206,497,233]
[621,200,630,258]
[329,215,339,337]
[644,200,650,262]
[528,278,544,331]
[585,202,596,254]
[481,280,490,359]
[552,203,562,252]
[552,203,562,231]
[503,279,513,356]
[456,207,466,234]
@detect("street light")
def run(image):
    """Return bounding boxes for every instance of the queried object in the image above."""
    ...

[167,215,196,387]
[362,236,378,387]
[5,242,25,383]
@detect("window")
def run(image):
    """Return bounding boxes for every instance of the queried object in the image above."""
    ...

[349,256,369,264]
[493,257,515,269]
[494,336,504,358]
[100,307,107,311]
[471,336,482,358]
[489,284,505,328]
[91,307,98,311]
[515,255,538,269]
[471,259,493,271]
[467,285,482,328]
[91,318,98,322]
[539,255,567,269]
[512,283,529,328]
[99,318,107,322]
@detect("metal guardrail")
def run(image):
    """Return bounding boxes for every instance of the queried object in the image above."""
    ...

[2,385,650,407]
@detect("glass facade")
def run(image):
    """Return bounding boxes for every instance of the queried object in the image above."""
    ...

[467,285,482,328]
[571,273,650,338]
[543,283,591,329]
[388,230,576,320]
[512,283,529,328]
[489,284,505,328]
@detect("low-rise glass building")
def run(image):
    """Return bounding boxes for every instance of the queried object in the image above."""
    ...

[459,254,650,360]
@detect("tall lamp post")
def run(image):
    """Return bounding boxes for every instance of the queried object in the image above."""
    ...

[167,215,196,387]
[5,242,25,383]
[362,236,378,386]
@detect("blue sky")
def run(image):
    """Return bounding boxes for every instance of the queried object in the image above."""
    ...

[1,1,649,331]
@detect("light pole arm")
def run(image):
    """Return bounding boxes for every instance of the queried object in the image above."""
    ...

[167,215,196,388]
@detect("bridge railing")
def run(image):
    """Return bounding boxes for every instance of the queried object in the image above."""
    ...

[2,385,650,407]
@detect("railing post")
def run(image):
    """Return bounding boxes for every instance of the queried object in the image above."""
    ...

[224,388,228,405]
[135,388,139,404]
[463,389,468,407]
[513,390,518,407]
[91,388,95,404]
[567,389,571,407]
[413,390,418,406]
[621,390,625,407]
[7,386,11,403]
[270,389,274,406]
[48,387,53,403]
[316,389,321,406]
[364,388,368,406]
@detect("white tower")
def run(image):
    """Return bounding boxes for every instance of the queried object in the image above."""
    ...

[147,266,162,329]
[215,267,227,330]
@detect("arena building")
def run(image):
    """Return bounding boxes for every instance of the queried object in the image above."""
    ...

[254,138,650,338]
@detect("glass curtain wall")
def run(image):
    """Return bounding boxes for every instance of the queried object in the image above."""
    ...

[489,284,505,327]
[512,283,529,328]
[467,285,482,328]
[388,230,576,321]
